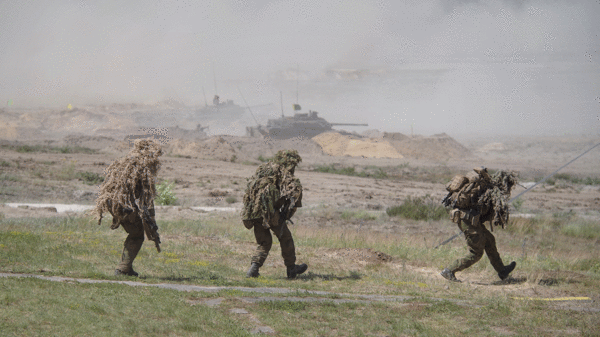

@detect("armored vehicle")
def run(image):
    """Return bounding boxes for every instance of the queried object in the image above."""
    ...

[247,108,367,139]
[197,95,245,117]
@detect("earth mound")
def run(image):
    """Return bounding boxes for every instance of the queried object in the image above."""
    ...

[312,132,404,159]
[312,131,470,161]
[168,137,237,161]
[383,132,471,161]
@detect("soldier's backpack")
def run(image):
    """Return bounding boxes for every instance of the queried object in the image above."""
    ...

[442,170,484,209]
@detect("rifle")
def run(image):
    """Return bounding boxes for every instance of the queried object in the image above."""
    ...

[134,199,161,252]
[434,141,600,249]
[278,196,296,236]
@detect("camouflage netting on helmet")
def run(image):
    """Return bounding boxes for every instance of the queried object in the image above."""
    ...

[242,150,302,228]
[271,149,302,167]
[94,139,162,229]
[478,170,518,230]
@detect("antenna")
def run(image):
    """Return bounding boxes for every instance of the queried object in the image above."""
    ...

[296,64,299,104]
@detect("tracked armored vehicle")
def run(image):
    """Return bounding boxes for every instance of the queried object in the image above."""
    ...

[247,108,367,139]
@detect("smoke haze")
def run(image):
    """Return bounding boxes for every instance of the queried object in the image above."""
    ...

[1,0,599,136]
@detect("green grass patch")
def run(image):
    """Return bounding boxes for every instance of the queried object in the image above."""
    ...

[386,195,448,221]
[2,144,97,154]
[0,277,253,336]
[0,173,20,182]
[561,221,600,240]
[541,172,600,186]
[314,164,388,179]
[1,210,600,336]
[340,210,378,221]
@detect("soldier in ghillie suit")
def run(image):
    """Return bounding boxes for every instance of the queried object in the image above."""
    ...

[242,149,308,279]
[93,139,163,277]
[440,167,518,282]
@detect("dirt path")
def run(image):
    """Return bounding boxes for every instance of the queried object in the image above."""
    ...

[1,272,595,311]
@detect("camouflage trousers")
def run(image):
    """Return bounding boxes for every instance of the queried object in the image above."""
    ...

[247,219,296,268]
[448,213,505,273]
[116,213,146,273]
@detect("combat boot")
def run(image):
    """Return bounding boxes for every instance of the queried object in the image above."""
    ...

[246,263,260,278]
[498,261,516,280]
[115,269,139,277]
[440,268,458,282]
[286,264,308,279]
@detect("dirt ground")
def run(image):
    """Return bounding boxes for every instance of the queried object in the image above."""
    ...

[1,105,598,215]
[1,105,599,309]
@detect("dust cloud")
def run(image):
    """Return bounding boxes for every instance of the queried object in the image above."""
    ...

[1,0,598,137]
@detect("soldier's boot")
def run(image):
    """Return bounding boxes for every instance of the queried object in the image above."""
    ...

[498,261,516,280]
[286,264,308,279]
[246,263,260,278]
[441,268,459,282]
[115,269,139,277]
[115,236,143,277]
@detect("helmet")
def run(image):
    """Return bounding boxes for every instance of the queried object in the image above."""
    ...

[272,149,302,167]
[473,166,491,181]
[132,139,162,158]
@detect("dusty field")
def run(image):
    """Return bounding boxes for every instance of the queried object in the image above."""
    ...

[1,105,598,214]
[1,104,599,313]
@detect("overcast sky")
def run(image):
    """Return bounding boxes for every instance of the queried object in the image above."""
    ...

[1,0,598,136]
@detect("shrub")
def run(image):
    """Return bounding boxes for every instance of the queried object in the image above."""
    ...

[155,180,178,205]
[340,210,377,221]
[77,171,104,185]
[257,155,271,163]
[512,198,524,212]
[16,145,41,153]
[386,195,447,221]
[314,165,388,179]
[225,196,237,204]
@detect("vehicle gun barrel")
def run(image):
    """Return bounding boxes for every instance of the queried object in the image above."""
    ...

[330,123,368,126]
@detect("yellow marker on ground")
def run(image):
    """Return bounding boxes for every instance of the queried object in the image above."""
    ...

[67,104,72,110]
[512,296,591,301]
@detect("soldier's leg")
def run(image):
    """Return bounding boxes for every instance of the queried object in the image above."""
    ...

[251,223,273,267]
[272,221,307,278]
[272,224,296,268]
[482,227,505,273]
[116,214,145,275]
[448,233,485,273]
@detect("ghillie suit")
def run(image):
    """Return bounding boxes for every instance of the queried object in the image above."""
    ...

[241,150,307,279]
[442,168,518,231]
[440,167,518,281]
[93,140,163,276]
